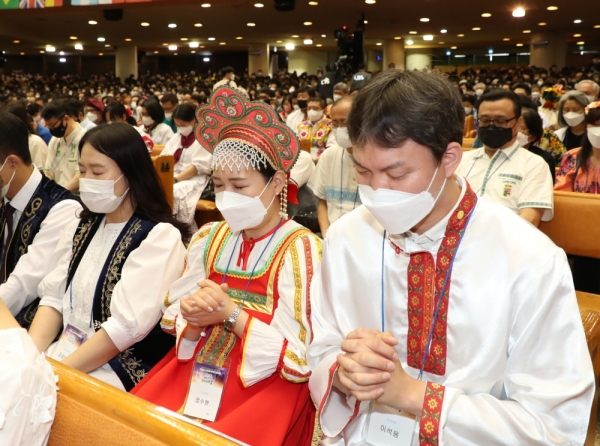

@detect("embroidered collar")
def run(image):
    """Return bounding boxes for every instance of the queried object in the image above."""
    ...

[236,220,288,270]
[474,140,520,161]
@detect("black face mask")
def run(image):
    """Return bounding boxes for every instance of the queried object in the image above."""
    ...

[478,124,514,149]
[49,118,67,138]
[297,99,308,109]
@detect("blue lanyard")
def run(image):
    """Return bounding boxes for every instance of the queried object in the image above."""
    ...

[465,151,510,195]
[340,149,359,215]
[221,218,283,309]
[381,204,475,379]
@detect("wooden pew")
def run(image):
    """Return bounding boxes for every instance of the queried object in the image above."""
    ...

[151,144,165,158]
[539,191,600,446]
[195,199,223,229]
[463,115,474,137]
[47,359,242,446]
[153,154,174,210]
[462,137,476,150]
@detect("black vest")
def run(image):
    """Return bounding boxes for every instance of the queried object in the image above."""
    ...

[0,174,77,328]
[66,214,175,391]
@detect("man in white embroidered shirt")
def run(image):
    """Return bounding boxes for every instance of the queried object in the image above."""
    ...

[456,89,553,227]
[307,70,593,445]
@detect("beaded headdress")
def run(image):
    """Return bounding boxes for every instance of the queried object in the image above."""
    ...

[195,86,300,218]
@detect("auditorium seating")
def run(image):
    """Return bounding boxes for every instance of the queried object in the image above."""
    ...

[463,115,474,137]
[47,359,241,446]
[462,137,476,150]
[151,144,165,158]
[539,191,600,446]
[153,154,174,210]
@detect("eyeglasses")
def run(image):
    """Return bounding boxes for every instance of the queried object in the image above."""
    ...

[478,116,517,128]
[331,120,347,129]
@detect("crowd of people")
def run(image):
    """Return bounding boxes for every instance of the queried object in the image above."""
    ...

[0,57,599,445]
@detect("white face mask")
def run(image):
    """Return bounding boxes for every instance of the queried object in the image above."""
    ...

[516,132,531,147]
[537,80,544,87]
[0,157,16,198]
[333,94,342,102]
[292,104,300,111]
[33,114,41,123]
[178,126,194,137]
[86,112,100,124]
[165,112,173,120]
[333,127,352,149]
[215,178,275,233]
[587,127,600,148]
[80,174,129,214]
[358,166,445,235]
[531,91,540,100]
[475,89,484,97]
[464,107,473,115]
[307,109,324,122]
[142,116,154,126]
[136,106,143,116]
[586,95,597,104]
[563,111,585,127]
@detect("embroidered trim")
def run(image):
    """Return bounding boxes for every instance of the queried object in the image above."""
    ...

[419,382,445,446]
[238,316,255,388]
[196,325,236,368]
[277,338,289,374]
[285,349,308,367]
[517,201,553,208]
[289,241,306,344]
[19,197,42,256]
[498,173,523,181]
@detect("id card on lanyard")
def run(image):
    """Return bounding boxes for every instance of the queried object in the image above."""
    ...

[50,315,88,361]
[183,357,231,422]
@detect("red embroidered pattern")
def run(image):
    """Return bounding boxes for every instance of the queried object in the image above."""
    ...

[406,185,477,375]
[420,382,445,445]
[301,235,316,342]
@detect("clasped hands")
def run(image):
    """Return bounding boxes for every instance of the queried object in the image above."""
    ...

[180,279,237,329]
[335,328,426,416]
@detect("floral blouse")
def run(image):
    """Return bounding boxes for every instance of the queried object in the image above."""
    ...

[555,147,600,193]
[538,128,567,164]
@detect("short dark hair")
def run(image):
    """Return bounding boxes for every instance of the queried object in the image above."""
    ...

[476,89,521,119]
[348,70,464,161]
[308,95,327,109]
[512,83,532,96]
[41,101,69,121]
[26,102,41,116]
[66,99,84,119]
[142,98,165,123]
[78,123,180,232]
[4,102,33,135]
[0,111,32,165]
[173,103,196,122]
[221,66,234,75]
[462,95,476,106]
[521,108,543,144]
[160,93,178,106]
[105,101,137,126]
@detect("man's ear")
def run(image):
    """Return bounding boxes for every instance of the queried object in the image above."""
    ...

[441,142,463,179]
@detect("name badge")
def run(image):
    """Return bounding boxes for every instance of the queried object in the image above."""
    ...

[365,402,417,446]
[51,319,88,361]
[183,362,230,422]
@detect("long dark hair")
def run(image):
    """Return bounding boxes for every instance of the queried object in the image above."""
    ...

[104,101,137,126]
[77,123,181,231]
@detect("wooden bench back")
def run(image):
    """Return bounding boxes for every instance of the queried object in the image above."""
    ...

[539,191,600,259]
[463,115,475,137]
[47,359,241,446]
[153,154,174,210]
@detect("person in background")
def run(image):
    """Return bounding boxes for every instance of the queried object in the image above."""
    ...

[317,64,338,102]
[104,101,154,153]
[140,98,174,146]
[555,91,590,150]
[474,82,486,99]
[577,80,600,104]
[286,86,313,134]
[308,96,359,236]
[297,95,337,160]
[279,95,294,122]
[462,95,475,117]
[161,103,212,233]
[160,93,178,133]
[518,107,556,182]
[0,298,56,446]
[84,98,105,127]
[66,99,92,131]
[350,63,371,91]
[26,103,51,145]
[213,66,237,91]
[531,85,542,106]
[5,102,48,170]
[29,123,186,391]
[42,101,85,193]
[333,82,350,102]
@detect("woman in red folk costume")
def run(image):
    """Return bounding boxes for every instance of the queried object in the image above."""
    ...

[132,86,321,445]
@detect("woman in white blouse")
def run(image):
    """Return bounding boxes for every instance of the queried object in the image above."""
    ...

[139,98,174,146]
[29,123,186,391]
[161,103,212,232]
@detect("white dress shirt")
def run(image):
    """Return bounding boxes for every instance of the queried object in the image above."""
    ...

[286,109,307,135]
[44,124,86,188]
[28,134,48,170]
[141,123,174,146]
[456,140,554,221]
[290,150,315,188]
[0,168,81,316]
[0,328,56,446]
[38,218,185,390]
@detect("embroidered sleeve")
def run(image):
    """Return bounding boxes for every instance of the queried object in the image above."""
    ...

[554,150,578,192]
[237,234,322,387]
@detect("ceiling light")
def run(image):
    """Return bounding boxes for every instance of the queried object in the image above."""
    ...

[516,43,523,46]
[236,37,243,40]
[40,50,44,53]
[191,50,196,53]
[154,51,158,54]
[181,37,188,41]
[538,22,547,26]
[440,29,447,33]
[247,23,256,26]
[503,38,510,41]
[88,20,97,25]
[174,53,178,55]
[141,22,150,27]
[20,52,24,55]
[523,30,531,33]
[200,45,205,48]
[208,37,216,41]
[276,40,282,43]
[98,53,103,56]
[254,3,264,6]
[316,44,322,47]
[406,40,414,45]
[189,42,199,48]
[70,36,77,40]
[291,34,299,38]
[97,37,105,42]
[203,57,210,61]
[75,44,83,50]
[451,46,457,49]
[481,13,491,17]
[162,43,168,46]
[376,42,382,46]
[125,38,132,41]
[409,31,417,34]
[547,6,558,10]
[60,58,66,63]
[201,3,211,7]
[104,44,110,47]
[59,51,64,55]
[577,41,585,45]
[194,23,203,27]
[423,35,434,41]
[420,18,429,22]
[574,33,582,37]
[458,34,465,37]
[168,45,177,51]
[574,19,582,24]
[595,25,600,29]
[472,27,481,31]
[13,40,19,43]
[309,1,319,4]
[365,0,376,3]
[168,23,177,28]
[46,46,55,52]
[438,41,445,44]
[321,34,326,37]
[304,21,312,25]
[394,36,401,40]
[512,8,525,17]
[220,42,226,45]
[285,43,295,50]
[304,39,313,44]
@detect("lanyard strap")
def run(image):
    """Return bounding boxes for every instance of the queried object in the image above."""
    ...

[465,151,510,195]
[339,149,359,216]
[381,204,476,379]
